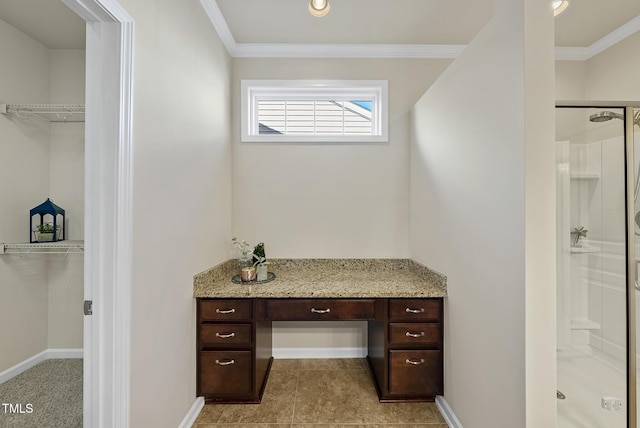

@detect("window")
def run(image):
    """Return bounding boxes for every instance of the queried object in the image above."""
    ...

[241,80,388,142]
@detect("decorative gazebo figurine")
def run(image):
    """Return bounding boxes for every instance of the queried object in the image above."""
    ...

[30,198,65,243]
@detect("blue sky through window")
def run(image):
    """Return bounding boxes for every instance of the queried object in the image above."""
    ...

[352,101,372,111]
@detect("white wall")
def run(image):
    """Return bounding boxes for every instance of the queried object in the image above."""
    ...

[584,30,640,102]
[232,57,451,354]
[409,0,555,426]
[47,49,85,349]
[0,18,51,372]
[117,0,233,426]
[232,58,451,258]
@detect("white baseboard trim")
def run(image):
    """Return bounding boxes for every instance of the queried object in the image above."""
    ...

[0,350,47,385]
[436,395,463,428]
[0,348,84,384]
[178,396,205,428]
[273,347,367,359]
[48,348,84,359]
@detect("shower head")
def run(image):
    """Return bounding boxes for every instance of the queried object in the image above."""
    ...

[589,111,625,122]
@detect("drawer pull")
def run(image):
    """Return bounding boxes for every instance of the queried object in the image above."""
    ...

[311,308,331,314]
[405,358,425,365]
[215,332,235,339]
[215,308,236,314]
[405,331,425,338]
[405,307,425,314]
[214,359,235,366]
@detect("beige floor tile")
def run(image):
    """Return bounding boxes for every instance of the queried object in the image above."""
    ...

[293,369,374,424]
[194,405,225,424]
[271,359,302,371]
[297,358,368,371]
[197,359,447,427]
[197,424,291,428]
[290,425,448,428]
[193,424,291,428]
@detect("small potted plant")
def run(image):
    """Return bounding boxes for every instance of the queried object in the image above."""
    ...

[232,237,254,275]
[35,223,56,242]
[570,226,588,247]
[252,242,269,281]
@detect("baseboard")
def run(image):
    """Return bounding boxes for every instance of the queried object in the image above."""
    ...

[273,347,367,359]
[0,350,48,385]
[178,396,205,428]
[47,348,83,359]
[436,395,463,428]
[0,348,83,385]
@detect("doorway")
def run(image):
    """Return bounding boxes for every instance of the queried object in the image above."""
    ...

[60,0,134,426]
[556,106,640,428]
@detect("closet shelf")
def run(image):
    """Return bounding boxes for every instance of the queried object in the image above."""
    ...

[570,173,600,180]
[0,103,85,123]
[0,241,84,255]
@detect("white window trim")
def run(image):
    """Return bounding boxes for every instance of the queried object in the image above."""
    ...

[241,80,389,143]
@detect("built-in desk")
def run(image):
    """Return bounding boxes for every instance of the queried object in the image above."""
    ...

[193,259,447,404]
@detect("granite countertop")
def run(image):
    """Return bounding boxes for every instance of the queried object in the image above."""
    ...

[193,258,447,299]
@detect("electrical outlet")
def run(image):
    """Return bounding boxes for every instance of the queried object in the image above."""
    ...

[602,397,623,411]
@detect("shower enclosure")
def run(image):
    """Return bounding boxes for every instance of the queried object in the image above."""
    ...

[556,106,640,428]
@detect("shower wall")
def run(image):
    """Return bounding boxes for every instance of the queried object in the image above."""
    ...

[557,135,626,361]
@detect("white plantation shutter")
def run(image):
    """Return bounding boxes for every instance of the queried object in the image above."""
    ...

[242,80,388,142]
[257,100,373,136]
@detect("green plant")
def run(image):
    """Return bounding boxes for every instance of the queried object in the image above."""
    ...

[232,237,253,260]
[253,242,269,267]
[570,226,588,246]
[571,226,588,238]
[37,223,55,233]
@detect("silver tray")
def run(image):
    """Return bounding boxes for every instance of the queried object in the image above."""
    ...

[231,272,276,285]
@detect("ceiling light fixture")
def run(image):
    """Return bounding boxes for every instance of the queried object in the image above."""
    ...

[552,0,569,16]
[309,0,330,17]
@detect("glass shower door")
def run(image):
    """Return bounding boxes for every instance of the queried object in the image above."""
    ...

[556,107,627,428]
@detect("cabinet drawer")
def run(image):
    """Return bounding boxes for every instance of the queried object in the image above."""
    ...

[266,299,375,320]
[388,350,440,396]
[200,351,252,395]
[389,299,441,321]
[200,299,252,321]
[388,323,440,347]
[201,324,252,346]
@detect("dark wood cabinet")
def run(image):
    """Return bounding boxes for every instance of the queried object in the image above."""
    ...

[367,298,444,402]
[197,297,443,403]
[197,299,272,403]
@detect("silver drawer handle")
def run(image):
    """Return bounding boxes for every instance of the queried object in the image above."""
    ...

[311,308,331,314]
[214,359,235,366]
[216,308,235,314]
[405,358,425,365]
[405,307,425,314]
[215,332,235,339]
[405,331,425,338]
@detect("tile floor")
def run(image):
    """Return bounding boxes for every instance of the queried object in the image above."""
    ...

[194,358,448,427]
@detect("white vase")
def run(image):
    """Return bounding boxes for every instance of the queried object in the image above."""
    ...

[256,265,268,281]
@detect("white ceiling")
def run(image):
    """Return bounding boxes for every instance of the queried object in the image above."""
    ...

[1,0,639,54]
[0,0,85,49]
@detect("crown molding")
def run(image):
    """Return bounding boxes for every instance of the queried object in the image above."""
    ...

[554,47,590,61]
[233,43,466,59]
[199,0,236,53]
[201,0,640,61]
[588,14,640,59]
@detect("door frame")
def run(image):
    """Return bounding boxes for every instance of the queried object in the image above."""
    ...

[59,0,133,426]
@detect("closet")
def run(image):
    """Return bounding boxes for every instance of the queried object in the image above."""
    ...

[0,11,86,426]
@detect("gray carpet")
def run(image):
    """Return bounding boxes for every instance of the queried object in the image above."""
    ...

[0,359,82,428]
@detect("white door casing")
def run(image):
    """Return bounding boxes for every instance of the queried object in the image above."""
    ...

[58,0,133,427]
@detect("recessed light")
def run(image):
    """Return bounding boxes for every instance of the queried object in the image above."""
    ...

[553,0,569,16]
[309,0,330,17]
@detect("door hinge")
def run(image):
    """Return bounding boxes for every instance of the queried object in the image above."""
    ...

[84,300,93,316]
